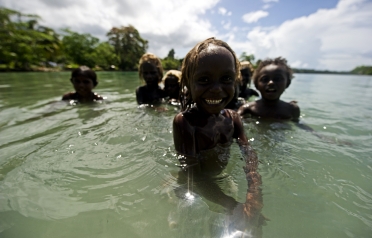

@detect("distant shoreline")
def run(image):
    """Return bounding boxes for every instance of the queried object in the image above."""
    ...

[1,68,371,76]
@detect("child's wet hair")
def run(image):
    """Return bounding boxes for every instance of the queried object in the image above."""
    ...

[70,66,98,86]
[240,61,254,75]
[253,57,293,88]
[180,37,241,110]
[138,53,164,83]
[162,70,182,85]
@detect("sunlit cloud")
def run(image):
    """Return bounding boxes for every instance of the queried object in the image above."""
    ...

[242,10,269,23]
[262,0,278,2]
[241,0,372,70]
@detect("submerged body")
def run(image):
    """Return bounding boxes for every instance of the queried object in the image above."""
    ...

[173,38,263,236]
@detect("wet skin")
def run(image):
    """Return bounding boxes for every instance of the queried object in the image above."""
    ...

[164,76,180,100]
[239,68,259,100]
[72,76,94,97]
[62,76,103,102]
[136,63,165,105]
[238,64,300,121]
[189,45,236,115]
[240,68,251,93]
[173,45,262,222]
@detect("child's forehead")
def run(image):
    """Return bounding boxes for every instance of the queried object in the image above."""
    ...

[141,62,157,70]
[165,76,178,83]
[261,64,286,73]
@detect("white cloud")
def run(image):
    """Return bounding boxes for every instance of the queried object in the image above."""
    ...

[262,4,271,9]
[236,0,372,70]
[242,10,269,23]
[218,7,227,15]
[0,0,219,58]
[218,7,232,16]
[262,0,278,2]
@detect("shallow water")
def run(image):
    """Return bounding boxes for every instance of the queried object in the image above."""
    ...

[0,72,371,238]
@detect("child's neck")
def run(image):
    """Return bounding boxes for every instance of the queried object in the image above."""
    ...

[194,104,223,117]
[260,97,281,106]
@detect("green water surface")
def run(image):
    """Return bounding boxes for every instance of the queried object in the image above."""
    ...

[0,72,371,238]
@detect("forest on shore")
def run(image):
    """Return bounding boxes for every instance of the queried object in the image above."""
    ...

[1,7,371,75]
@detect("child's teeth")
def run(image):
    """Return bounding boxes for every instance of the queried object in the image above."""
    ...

[206,99,222,104]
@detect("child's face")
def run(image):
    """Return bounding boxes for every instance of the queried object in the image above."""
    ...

[164,76,180,98]
[72,76,94,96]
[141,63,160,87]
[240,68,251,90]
[256,64,287,101]
[189,45,236,114]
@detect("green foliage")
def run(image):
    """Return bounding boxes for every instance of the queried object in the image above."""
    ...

[240,52,255,65]
[167,49,175,59]
[107,25,148,70]
[351,66,372,75]
[0,7,61,70]
[61,29,99,68]
[90,42,119,70]
[161,49,181,70]
[162,58,181,70]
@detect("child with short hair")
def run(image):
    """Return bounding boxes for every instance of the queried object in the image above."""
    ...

[238,57,300,121]
[239,61,259,100]
[173,37,263,230]
[136,53,166,105]
[162,69,181,105]
[62,66,103,103]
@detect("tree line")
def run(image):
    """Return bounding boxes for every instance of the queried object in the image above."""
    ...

[0,7,181,71]
[1,7,371,74]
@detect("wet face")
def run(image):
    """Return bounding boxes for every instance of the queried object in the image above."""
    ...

[240,68,251,91]
[189,45,236,114]
[256,64,288,101]
[141,63,160,87]
[72,76,94,96]
[164,76,180,99]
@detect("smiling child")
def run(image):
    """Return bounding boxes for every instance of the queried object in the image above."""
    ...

[238,57,300,121]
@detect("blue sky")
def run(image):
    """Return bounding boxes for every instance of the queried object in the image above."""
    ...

[0,0,371,70]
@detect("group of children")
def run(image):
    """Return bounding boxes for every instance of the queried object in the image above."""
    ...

[62,37,300,233]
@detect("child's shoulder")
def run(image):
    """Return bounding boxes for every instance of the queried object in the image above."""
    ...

[62,92,76,100]
[93,92,104,100]
[285,100,300,120]
[237,101,257,116]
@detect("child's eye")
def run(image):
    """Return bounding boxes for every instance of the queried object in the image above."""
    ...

[197,77,209,84]
[221,76,233,83]
[259,76,269,83]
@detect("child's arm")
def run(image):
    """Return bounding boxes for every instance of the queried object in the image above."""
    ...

[232,111,263,220]
[172,113,201,173]
[135,87,144,105]
[237,103,253,117]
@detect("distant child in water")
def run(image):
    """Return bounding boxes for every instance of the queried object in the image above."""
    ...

[162,69,181,105]
[62,66,103,103]
[239,61,259,100]
[238,57,300,121]
[136,53,166,105]
[173,38,263,229]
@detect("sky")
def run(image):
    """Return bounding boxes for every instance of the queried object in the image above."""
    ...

[1,0,371,71]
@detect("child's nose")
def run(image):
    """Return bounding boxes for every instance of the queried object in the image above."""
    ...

[209,82,222,92]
